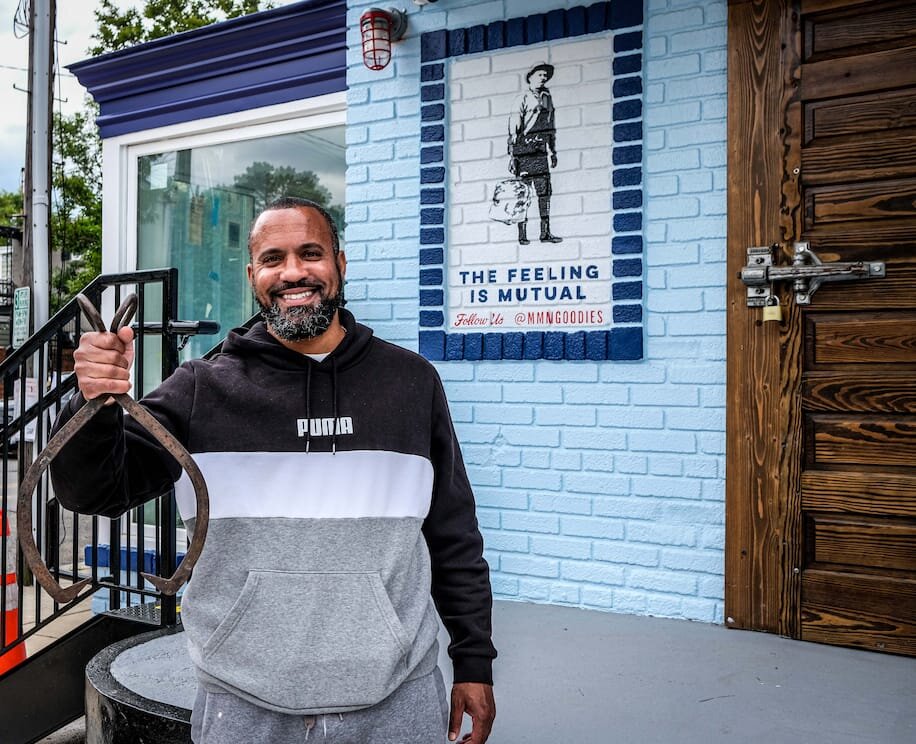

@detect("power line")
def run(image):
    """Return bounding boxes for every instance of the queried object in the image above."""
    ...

[0,62,74,77]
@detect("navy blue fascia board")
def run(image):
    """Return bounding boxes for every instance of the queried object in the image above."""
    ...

[68,0,346,138]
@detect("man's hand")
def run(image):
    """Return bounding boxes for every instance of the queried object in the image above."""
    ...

[448,682,495,744]
[550,152,558,168]
[72,326,135,402]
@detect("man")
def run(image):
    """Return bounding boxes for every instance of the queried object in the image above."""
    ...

[507,61,562,245]
[50,197,496,744]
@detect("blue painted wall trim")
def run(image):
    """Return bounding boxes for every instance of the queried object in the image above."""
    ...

[418,1,645,362]
[68,0,347,138]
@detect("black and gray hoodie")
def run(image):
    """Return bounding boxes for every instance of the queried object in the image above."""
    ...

[50,308,496,715]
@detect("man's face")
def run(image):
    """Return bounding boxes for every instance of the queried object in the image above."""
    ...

[529,70,549,89]
[247,207,347,342]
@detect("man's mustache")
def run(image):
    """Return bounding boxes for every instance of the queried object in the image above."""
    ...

[268,279,325,297]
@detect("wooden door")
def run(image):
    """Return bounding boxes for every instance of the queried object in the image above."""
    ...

[726,0,916,655]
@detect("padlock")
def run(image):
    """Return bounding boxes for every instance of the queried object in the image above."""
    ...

[762,296,782,323]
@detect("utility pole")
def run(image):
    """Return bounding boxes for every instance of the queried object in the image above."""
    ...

[15,1,55,590]
[20,0,55,335]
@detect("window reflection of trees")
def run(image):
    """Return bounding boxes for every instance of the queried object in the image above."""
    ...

[135,128,346,362]
[231,161,344,234]
[138,158,345,235]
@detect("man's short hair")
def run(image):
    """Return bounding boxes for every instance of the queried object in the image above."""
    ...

[248,196,341,256]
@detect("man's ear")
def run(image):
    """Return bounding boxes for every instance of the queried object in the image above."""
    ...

[246,263,253,286]
[337,250,347,280]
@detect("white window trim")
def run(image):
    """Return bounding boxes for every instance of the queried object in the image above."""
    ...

[101,91,345,558]
[101,91,347,275]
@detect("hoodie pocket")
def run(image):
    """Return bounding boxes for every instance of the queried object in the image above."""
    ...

[201,570,411,711]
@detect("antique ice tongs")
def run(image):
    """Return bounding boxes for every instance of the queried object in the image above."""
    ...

[17,293,210,603]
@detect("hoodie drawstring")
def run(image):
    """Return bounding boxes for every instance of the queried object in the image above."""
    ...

[331,356,339,455]
[304,357,340,455]
[304,363,312,453]
[304,713,341,739]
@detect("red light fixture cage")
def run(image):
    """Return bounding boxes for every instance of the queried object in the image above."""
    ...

[360,8,408,71]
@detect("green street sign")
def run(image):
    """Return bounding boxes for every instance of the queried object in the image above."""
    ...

[12,286,30,348]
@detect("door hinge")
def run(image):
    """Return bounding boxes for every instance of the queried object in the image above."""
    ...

[740,242,885,307]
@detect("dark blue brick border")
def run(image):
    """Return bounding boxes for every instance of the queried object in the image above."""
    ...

[418,0,644,362]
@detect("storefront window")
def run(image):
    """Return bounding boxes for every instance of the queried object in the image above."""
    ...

[136,127,345,362]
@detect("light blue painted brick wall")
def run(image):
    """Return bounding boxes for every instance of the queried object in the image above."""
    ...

[346,0,726,625]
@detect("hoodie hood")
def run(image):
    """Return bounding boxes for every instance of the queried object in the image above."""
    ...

[218,308,374,372]
[217,308,374,454]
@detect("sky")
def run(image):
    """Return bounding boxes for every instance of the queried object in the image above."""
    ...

[0,0,131,194]
[0,1,303,197]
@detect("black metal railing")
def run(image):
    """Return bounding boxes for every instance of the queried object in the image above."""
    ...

[0,268,194,665]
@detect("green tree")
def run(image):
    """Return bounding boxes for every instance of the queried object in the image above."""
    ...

[233,162,345,233]
[0,190,22,299]
[91,0,267,54]
[0,191,23,226]
[50,105,103,311]
[48,1,272,311]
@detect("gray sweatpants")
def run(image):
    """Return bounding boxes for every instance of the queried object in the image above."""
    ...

[190,668,449,744]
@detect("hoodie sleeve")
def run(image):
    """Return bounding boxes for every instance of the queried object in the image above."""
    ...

[422,374,497,685]
[49,365,196,519]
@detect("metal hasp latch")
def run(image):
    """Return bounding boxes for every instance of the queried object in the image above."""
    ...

[740,242,885,307]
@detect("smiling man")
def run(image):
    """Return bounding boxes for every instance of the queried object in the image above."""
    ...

[50,197,497,744]
[247,202,347,351]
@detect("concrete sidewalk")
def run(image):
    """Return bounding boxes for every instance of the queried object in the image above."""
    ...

[483,602,914,744]
[39,599,916,743]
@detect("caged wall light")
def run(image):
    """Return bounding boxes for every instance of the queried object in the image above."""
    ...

[360,8,409,71]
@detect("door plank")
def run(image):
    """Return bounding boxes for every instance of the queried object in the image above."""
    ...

[804,229,916,259]
[806,90,916,142]
[801,570,916,654]
[726,0,796,634]
[803,372,916,412]
[805,4,916,56]
[809,414,916,467]
[806,179,916,225]
[806,314,916,364]
[801,45,916,100]
[802,0,896,15]
[802,130,916,185]
[802,470,916,517]
[803,264,916,310]
[809,515,916,571]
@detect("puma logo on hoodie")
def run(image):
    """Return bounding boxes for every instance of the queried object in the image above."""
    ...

[297,416,354,437]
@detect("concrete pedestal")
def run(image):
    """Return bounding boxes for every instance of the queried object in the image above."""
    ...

[85,628,194,744]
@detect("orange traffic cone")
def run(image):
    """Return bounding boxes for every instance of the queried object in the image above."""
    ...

[1,511,26,674]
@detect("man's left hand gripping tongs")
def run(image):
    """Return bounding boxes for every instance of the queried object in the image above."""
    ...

[17,293,210,603]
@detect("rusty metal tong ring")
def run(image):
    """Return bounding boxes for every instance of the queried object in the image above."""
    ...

[17,293,210,603]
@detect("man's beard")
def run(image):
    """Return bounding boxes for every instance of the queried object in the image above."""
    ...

[257,277,344,342]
